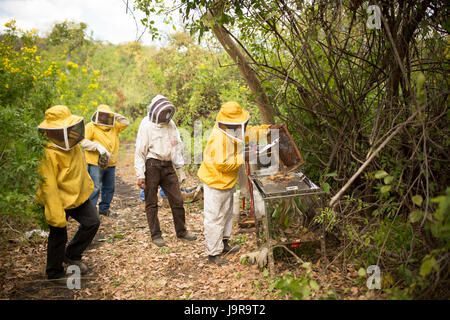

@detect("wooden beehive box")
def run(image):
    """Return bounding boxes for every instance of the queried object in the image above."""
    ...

[269,123,305,173]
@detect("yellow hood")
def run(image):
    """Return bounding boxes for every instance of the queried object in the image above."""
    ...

[84,104,128,167]
[38,105,82,129]
[36,105,93,227]
[216,101,249,124]
[97,104,113,113]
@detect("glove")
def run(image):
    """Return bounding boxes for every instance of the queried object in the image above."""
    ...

[256,247,269,268]
[114,113,130,126]
[240,247,269,269]
[96,144,110,158]
[177,167,186,184]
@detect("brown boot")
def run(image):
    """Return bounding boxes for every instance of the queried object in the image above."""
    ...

[177,231,197,241]
[152,237,167,247]
[63,256,88,275]
[208,255,228,266]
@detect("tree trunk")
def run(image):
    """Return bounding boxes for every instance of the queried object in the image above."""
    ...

[207,11,275,124]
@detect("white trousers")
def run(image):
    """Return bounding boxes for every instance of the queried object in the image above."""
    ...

[203,183,235,256]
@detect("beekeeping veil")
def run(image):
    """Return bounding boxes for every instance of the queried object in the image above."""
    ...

[216,101,249,144]
[38,105,85,151]
[91,105,115,127]
[147,95,176,124]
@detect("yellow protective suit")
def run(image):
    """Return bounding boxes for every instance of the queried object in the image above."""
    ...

[197,125,244,190]
[36,105,94,228]
[197,101,271,190]
[84,105,129,167]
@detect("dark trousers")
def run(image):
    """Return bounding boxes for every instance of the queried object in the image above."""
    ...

[46,199,100,279]
[144,158,186,239]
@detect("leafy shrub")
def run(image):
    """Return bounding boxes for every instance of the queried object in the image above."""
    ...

[271,263,320,299]
[0,21,59,224]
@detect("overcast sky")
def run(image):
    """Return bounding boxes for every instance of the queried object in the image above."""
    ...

[0,0,179,46]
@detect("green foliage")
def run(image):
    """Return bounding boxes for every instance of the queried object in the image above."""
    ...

[0,21,59,222]
[425,187,450,244]
[313,207,337,232]
[120,116,144,143]
[343,215,415,266]
[271,263,320,299]
[410,187,450,290]
[147,34,259,133]
[55,61,110,118]
[231,235,247,246]
[47,20,88,51]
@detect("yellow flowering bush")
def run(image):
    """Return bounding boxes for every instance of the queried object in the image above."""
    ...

[0,20,60,223]
[55,60,107,117]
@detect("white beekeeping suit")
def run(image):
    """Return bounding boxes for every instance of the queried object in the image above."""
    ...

[197,101,250,265]
[134,117,185,182]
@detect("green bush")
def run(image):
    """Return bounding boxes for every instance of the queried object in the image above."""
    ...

[0,21,59,224]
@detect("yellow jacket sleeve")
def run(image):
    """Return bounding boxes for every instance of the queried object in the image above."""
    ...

[114,114,129,133]
[245,124,272,144]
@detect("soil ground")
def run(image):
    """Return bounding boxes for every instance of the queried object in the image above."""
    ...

[0,143,384,300]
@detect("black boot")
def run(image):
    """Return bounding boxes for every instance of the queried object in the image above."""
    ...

[222,239,240,254]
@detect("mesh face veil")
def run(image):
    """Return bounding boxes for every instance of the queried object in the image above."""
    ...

[38,118,85,151]
[92,111,115,127]
[148,96,176,124]
[217,120,249,144]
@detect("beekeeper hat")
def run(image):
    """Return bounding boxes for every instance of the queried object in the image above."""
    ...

[39,105,83,129]
[216,101,249,125]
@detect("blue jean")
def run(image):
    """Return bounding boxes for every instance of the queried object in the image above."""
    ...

[88,164,116,213]
[140,188,167,201]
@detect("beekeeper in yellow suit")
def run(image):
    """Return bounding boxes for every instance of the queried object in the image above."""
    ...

[198,101,271,265]
[36,105,100,281]
[81,104,129,217]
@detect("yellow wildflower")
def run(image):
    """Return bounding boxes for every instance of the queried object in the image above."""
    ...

[67,61,79,69]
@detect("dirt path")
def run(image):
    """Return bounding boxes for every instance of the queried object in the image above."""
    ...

[0,144,273,300]
[0,143,382,300]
